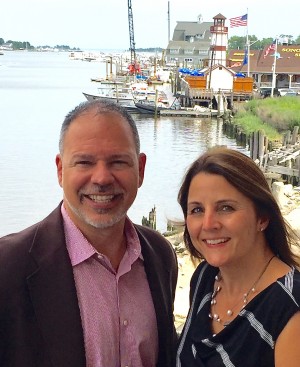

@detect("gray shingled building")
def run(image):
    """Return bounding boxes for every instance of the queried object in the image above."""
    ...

[165,14,213,67]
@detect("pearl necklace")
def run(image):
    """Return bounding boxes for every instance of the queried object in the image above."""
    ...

[209,255,275,327]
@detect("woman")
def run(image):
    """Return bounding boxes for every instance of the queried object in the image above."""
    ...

[176,147,300,367]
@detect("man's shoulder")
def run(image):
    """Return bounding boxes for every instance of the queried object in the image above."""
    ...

[0,221,40,250]
[134,224,172,247]
[0,205,63,254]
[134,224,177,260]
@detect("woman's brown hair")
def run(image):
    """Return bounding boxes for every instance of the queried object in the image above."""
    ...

[178,147,300,266]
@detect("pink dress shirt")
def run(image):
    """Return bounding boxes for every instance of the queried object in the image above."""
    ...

[62,206,158,367]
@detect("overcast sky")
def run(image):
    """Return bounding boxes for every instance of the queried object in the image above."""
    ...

[2,0,299,50]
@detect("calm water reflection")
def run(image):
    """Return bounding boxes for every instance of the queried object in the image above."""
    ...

[0,52,247,236]
[130,115,247,231]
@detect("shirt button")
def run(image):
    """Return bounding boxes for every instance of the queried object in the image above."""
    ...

[97,254,103,259]
[123,320,128,326]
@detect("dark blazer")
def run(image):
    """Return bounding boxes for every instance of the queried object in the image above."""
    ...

[0,204,178,367]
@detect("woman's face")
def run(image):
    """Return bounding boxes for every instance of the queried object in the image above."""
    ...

[186,172,268,268]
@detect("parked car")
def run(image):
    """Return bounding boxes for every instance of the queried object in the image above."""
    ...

[285,90,298,97]
[278,88,298,96]
[259,87,280,98]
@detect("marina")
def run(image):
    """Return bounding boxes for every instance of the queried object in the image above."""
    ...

[0,51,248,237]
[1,3,300,360]
[73,13,257,119]
[1,8,299,235]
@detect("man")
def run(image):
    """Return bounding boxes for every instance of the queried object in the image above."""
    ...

[0,100,178,367]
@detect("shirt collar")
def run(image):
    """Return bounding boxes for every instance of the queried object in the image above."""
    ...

[61,204,143,267]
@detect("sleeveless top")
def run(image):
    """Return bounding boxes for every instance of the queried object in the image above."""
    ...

[176,261,300,367]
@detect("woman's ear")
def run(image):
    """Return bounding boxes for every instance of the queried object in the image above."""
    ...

[258,217,270,232]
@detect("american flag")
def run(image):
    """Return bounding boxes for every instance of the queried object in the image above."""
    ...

[229,14,248,28]
[263,40,276,58]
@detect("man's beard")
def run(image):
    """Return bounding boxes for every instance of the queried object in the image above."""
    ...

[64,196,127,229]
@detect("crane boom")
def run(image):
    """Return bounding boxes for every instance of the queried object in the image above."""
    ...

[127,0,136,65]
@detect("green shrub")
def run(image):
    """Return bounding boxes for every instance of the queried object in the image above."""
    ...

[233,97,300,140]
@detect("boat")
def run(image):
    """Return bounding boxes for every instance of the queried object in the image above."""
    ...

[83,86,134,105]
[82,91,139,113]
[82,81,158,112]
[134,100,168,114]
[134,95,181,114]
[69,51,105,62]
[134,97,216,117]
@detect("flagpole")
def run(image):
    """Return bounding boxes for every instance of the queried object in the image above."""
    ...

[271,37,278,97]
[247,40,250,77]
[246,9,250,77]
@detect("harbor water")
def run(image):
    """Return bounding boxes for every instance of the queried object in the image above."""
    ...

[0,51,247,237]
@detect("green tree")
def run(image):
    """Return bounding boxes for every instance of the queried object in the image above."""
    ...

[228,36,281,51]
[295,35,300,44]
[0,38,4,45]
[55,45,71,51]
[228,36,245,50]
[260,38,275,48]
[247,35,261,50]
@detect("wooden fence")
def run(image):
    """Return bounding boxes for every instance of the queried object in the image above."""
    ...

[250,126,300,185]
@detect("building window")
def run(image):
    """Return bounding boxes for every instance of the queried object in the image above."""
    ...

[170,49,180,55]
[199,49,209,55]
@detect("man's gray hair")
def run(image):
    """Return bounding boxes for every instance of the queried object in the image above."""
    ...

[59,99,141,154]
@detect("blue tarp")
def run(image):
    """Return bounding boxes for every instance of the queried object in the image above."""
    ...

[178,67,190,74]
[179,68,204,76]
[190,70,204,76]
[136,75,148,80]
[235,72,246,78]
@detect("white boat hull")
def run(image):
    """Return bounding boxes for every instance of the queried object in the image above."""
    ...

[82,92,139,113]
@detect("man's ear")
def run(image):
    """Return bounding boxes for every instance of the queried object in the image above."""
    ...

[56,154,63,187]
[138,153,146,187]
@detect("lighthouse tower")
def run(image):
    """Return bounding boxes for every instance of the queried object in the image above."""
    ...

[209,14,228,67]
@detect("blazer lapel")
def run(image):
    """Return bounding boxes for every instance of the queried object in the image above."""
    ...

[27,206,85,367]
[135,225,174,367]
[138,227,169,321]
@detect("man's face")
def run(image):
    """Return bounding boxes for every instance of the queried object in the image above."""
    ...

[56,110,146,233]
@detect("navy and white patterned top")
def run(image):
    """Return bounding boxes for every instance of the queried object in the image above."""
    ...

[176,261,300,367]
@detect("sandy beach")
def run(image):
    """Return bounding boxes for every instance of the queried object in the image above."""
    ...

[174,251,195,330]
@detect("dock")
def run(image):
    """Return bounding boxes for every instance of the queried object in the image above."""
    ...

[160,108,218,117]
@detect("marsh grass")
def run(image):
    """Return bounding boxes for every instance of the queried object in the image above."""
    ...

[234,97,300,141]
